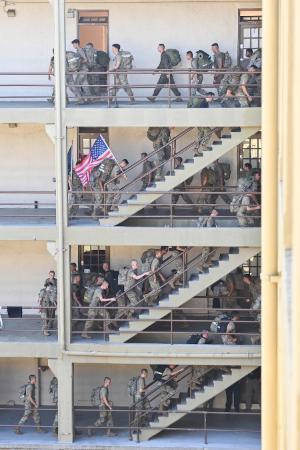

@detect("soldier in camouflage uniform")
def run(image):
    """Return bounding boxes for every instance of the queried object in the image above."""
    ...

[15,375,44,435]
[110,44,135,103]
[140,153,156,189]
[159,366,183,412]
[147,249,167,306]
[48,49,55,103]
[211,43,226,86]
[89,165,104,217]
[197,246,216,273]
[39,282,57,336]
[82,279,117,339]
[172,157,195,206]
[147,128,171,181]
[49,376,58,435]
[168,246,187,288]
[238,65,261,107]
[210,159,231,206]
[197,208,218,227]
[106,159,129,212]
[69,164,83,217]
[132,369,151,429]
[44,270,57,288]
[124,260,150,317]
[71,39,92,104]
[194,127,214,156]
[89,377,117,437]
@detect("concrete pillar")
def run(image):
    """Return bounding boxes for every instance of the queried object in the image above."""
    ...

[49,358,74,442]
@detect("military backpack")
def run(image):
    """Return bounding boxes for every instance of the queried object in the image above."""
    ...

[90,386,102,406]
[224,51,232,68]
[96,50,110,68]
[83,285,97,304]
[98,158,116,183]
[201,167,216,186]
[141,248,156,264]
[19,384,28,402]
[65,51,81,72]
[118,267,130,285]
[128,377,138,397]
[147,127,161,142]
[187,96,202,108]
[230,194,243,213]
[83,45,98,67]
[195,50,213,69]
[119,50,134,69]
[166,49,181,66]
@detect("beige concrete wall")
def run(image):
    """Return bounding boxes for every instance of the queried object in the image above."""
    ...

[0,358,54,406]
[0,124,55,206]
[0,241,56,309]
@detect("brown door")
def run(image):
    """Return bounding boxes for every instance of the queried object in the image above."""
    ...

[238,9,262,63]
[78,11,108,51]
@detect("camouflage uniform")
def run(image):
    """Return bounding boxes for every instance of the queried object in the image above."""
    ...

[69,170,83,217]
[124,268,142,316]
[191,57,205,96]
[71,282,83,329]
[141,160,155,189]
[197,247,215,272]
[106,165,122,212]
[74,47,92,100]
[18,384,41,427]
[210,161,231,205]
[111,53,134,100]
[49,377,58,434]
[39,285,57,335]
[169,247,184,286]
[133,376,151,428]
[159,367,178,410]
[197,216,216,227]
[172,176,194,206]
[237,195,255,226]
[83,287,116,336]
[238,73,251,107]
[195,127,213,155]
[147,257,161,306]
[48,56,55,103]
[94,386,114,429]
[89,166,104,216]
[151,128,171,180]
[213,52,225,85]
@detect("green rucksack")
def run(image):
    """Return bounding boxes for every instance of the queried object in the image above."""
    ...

[224,51,232,68]
[201,167,216,186]
[83,44,98,67]
[195,50,213,69]
[230,194,243,213]
[128,377,138,397]
[187,96,202,108]
[119,50,134,69]
[96,50,110,68]
[19,384,27,402]
[118,267,130,285]
[90,387,102,406]
[83,285,97,304]
[220,162,231,181]
[166,49,181,66]
[98,159,116,183]
[66,51,81,72]
[147,127,161,142]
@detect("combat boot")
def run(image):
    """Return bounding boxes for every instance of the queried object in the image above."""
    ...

[130,96,135,103]
[36,426,46,433]
[15,426,23,435]
[43,330,50,336]
[147,96,156,103]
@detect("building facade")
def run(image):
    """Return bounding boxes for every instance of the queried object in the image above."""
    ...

[0,0,264,448]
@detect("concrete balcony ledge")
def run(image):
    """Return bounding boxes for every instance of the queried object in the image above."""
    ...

[65,343,261,366]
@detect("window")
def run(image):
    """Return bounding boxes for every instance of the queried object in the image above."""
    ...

[78,245,109,274]
[243,254,261,278]
[238,132,262,175]
[78,127,109,159]
[239,10,262,60]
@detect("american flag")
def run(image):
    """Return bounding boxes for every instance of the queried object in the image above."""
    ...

[75,135,115,186]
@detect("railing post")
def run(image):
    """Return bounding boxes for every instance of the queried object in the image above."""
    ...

[204,411,208,445]
[170,308,173,345]
[168,72,171,108]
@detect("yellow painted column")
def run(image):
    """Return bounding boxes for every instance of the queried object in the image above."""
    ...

[261,0,279,449]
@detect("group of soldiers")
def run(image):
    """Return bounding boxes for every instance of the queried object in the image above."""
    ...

[15,374,57,436]
[69,125,261,227]
[48,40,261,106]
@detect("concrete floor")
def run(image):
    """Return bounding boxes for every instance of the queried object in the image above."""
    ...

[0,407,260,449]
[0,209,56,226]
[0,316,57,343]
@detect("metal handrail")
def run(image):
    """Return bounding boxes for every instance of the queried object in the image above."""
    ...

[104,127,194,189]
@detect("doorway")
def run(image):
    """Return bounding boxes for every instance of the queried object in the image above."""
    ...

[238,9,262,63]
[78,10,109,51]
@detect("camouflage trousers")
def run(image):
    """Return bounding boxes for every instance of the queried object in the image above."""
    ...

[160,381,177,409]
[195,127,213,155]
[111,73,134,99]
[90,188,104,216]
[237,201,255,227]
[84,307,117,334]
[106,185,121,212]
[18,405,40,425]
[41,306,55,332]
[153,149,168,180]
[197,190,214,214]
[69,192,82,217]
[191,75,205,97]
[197,247,214,272]
[126,289,141,317]
[147,277,161,306]
[53,409,58,432]
[172,191,194,206]
[66,70,91,101]
[132,395,151,428]
[94,405,114,428]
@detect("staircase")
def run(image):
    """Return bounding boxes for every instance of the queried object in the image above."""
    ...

[109,246,260,343]
[99,127,260,226]
[134,365,256,441]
